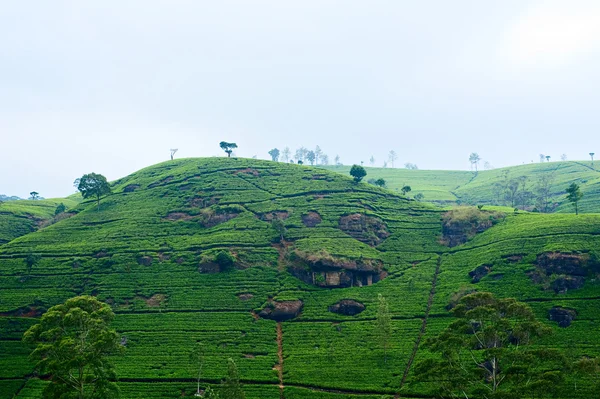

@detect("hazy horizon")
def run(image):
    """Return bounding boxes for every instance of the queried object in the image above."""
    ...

[2,1,599,198]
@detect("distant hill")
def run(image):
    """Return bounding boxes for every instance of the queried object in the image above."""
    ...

[1,158,599,398]
[0,194,21,201]
[323,160,600,213]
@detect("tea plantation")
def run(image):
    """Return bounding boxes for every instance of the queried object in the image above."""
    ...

[1,158,599,398]
[325,160,600,212]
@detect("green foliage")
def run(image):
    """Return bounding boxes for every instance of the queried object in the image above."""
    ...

[220,141,238,157]
[268,148,280,162]
[566,183,583,215]
[22,295,123,399]
[54,203,67,215]
[416,292,566,398]
[215,250,235,268]
[349,164,367,183]
[222,358,245,399]
[374,178,386,188]
[74,173,112,210]
[401,185,411,196]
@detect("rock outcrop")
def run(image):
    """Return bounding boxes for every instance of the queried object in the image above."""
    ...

[328,300,366,316]
[548,306,577,328]
[338,214,389,246]
[469,264,492,283]
[259,300,303,321]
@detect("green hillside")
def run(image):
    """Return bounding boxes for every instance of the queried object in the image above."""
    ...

[324,160,600,213]
[1,158,599,399]
[0,198,79,245]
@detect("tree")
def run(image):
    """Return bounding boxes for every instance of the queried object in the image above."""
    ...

[25,253,41,275]
[23,296,123,399]
[202,387,219,398]
[219,142,237,157]
[591,152,595,167]
[369,156,375,166]
[483,161,493,170]
[376,294,392,363]
[29,191,40,200]
[281,147,291,163]
[320,154,329,165]
[374,178,386,188]
[415,292,566,399]
[534,171,555,213]
[546,155,551,162]
[404,162,418,170]
[539,153,545,163]
[469,153,480,172]
[55,203,67,216]
[222,358,245,399]
[74,173,112,211]
[561,153,567,161]
[189,343,205,397]
[334,155,341,165]
[349,164,367,183]
[294,147,308,164]
[170,148,178,160]
[414,193,424,201]
[388,150,398,168]
[314,145,323,165]
[566,183,583,215]
[306,150,316,165]
[401,185,411,196]
[271,218,286,242]
[268,148,280,162]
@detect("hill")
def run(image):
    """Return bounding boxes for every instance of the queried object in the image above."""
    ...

[0,198,79,246]
[1,158,599,399]
[324,160,600,213]
[0,195,22,202]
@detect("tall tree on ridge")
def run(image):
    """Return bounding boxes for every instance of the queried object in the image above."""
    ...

[469,152,481,172]
[219,142,237,157]
[566,183,583,215]
[268,148,280,162]
[388,150,398,168]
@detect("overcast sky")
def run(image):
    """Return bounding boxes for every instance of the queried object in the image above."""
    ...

[2,1,600,198]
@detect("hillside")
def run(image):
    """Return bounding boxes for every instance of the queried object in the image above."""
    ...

[324,160,600,213]
[0,198,79,245]
[1,158,599,399]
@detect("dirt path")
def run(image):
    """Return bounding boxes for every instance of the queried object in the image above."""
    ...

[398,255,442,392]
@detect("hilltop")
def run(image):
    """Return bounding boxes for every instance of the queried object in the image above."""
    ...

[324,160,600,213]
[1,158,599,399]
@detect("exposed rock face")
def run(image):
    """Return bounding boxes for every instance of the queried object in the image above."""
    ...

[529,252,598,293]
[548,306,577,327]
[440,208,505,247]
[137,256,153,266]
[290,251,384,288]
[198,262,221,273]
[328,300,366,316]
[338,214,389,246]
[469,265,492,283]
[536,252,588,276]
[123,184,140,192]
[259,300,303,321]
[302,211,322,227]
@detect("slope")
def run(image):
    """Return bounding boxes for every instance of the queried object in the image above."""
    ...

[1,158,599,399]
[0,198,79,246]
[324,160,600,213]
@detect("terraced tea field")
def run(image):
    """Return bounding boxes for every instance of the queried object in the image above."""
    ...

[1,158,599,398]
[325,160,600,212]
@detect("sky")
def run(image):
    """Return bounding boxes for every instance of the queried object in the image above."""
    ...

[1,1,600,198]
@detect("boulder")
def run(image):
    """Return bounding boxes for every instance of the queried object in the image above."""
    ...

[548,306,577,328]
[551,275,584,293]
[328,300,366,316]
[469,265,492,283]
[259,300,303,321]
[536,252,587,276]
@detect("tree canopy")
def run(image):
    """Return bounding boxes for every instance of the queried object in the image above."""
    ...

[74,173,112,210]
[219,141,238,157]
[268,148,280,162]
[416,292,566,399]
[349,164,367,183]
[566,182,583,215]
[23,296,123,399]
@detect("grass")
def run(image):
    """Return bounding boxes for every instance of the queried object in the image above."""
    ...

[0,157,599,398]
